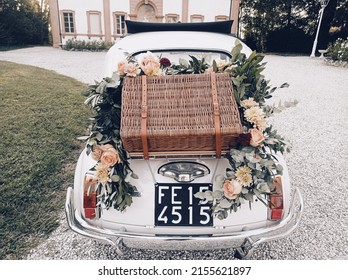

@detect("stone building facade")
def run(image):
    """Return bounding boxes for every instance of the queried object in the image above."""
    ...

[48,0,241,47]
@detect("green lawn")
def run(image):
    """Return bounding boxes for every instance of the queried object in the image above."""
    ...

[0,61,90,259]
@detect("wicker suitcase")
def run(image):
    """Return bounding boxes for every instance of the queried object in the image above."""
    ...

[120,72,242,159]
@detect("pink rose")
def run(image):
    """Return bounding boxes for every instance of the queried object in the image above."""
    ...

[91,145,104,161]
[100,148,120,167]
[249,128,265,147]
[223,180,242,200]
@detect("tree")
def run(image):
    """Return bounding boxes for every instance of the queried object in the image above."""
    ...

[0,0,49,47]
[240,0,312,52]
[327,0,348,42]
[239,0,346,53]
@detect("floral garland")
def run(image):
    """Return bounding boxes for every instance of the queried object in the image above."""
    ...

[81,40,291,217]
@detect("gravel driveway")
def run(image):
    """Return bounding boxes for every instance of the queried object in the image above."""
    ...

[1,47,347,260]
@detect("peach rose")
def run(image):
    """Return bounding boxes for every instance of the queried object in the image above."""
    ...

[142,60,161,76]
[249,128,265,147]
[223,180,242,200]
[100,148,121,167]
[101,144,114,151]
[138,52,161,76]
[117,59,127,76]
[91,145,104,161]
[124,62,140,77]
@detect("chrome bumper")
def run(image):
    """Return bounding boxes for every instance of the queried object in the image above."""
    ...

[65,186,303,256]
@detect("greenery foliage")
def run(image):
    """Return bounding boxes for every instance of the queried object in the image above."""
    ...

[325,38,348,62]
[63,39,114,52]
[0,61,88,259]
[82,76,138,211]
[194,42,290,219]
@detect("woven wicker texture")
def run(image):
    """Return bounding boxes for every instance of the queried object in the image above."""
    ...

[121,73,242,154]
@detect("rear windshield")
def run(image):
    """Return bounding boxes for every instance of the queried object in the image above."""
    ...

[133,50,231,65]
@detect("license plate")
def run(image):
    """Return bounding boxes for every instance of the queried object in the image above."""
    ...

[155,183,213,227]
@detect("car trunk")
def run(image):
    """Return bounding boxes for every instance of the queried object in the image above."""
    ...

[99,157,270,235]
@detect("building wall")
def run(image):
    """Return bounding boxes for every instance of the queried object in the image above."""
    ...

[188,0,230,22]
[49,0,240,48]
[162,0,181,21]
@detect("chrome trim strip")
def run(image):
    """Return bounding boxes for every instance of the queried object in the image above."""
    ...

[65,186,303,251]
[130,48,232,59]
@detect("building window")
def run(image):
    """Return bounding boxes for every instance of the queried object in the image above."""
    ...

[190,14,204,23]
[113,13,126,35]
[62,11,75,33]
[165,14,179,23]
[87,11,102,35]
[215,15,229,21]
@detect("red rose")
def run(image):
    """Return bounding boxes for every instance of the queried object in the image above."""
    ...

[160,57,171,68]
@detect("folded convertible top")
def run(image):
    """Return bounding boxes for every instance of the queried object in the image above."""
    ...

[125,20,233,34]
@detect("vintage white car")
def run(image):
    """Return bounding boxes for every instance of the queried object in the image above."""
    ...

[65,21,303,259]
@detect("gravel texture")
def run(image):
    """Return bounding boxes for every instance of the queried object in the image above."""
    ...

[1,47,347,260]
[0,46,105,84]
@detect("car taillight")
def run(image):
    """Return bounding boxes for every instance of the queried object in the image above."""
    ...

[268,177,284,221]
[83,173,99,219]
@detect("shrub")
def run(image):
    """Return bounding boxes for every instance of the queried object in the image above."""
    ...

[325,38,348,62]
[266,26,313,54]
[62,39,114,52]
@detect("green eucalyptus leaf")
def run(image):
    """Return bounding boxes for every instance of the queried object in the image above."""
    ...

[84,94,98,105]
[212,190,224,200]
[203,191,214,201]
[244,192,254,202]
[111,175,120,182]
[280,82,289,88]
[226,170,234,178]
[219,199,233,209]
[212,60,218,72]
[231,41,243,59]
[241,187,249,194]
[179,58,189,67]
[276,164,283,173]
[194,192,206,200]
[125,195,132,206]
[257,182,270,193]
[77,136,89,141]
[109,191,117,201]
[215,174,225,184]
[130,172,139,179]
